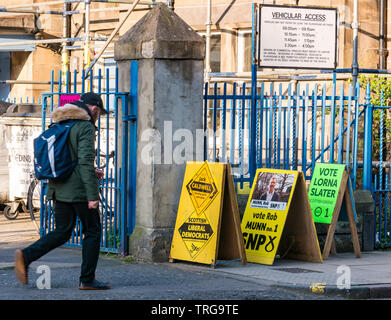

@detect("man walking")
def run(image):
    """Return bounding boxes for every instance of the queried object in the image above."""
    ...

[14,92,110,290]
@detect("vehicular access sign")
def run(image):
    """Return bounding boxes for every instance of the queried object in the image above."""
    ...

[258,5,337,69]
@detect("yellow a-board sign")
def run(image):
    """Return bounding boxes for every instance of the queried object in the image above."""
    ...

[241,169,322,265]
[169,161,246,267]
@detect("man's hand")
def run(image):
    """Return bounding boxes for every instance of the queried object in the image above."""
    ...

[88,200,99,209]
[95,168,104,180]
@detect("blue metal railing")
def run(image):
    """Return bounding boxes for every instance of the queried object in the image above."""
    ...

[204,77,391,247]
[37,65,138,255]
[371,95,391,246]
[204,80,367,189]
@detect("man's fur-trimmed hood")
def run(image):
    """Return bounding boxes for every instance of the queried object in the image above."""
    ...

[51,103,91,123]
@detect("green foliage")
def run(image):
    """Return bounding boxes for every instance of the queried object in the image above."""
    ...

[358,74,391,106]
[100,252,136,263]
[357,74,391,163]
[106,229,120,249]
[358,75,391,248]
[375,238,390,250]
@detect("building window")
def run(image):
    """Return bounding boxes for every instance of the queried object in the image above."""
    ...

[200,33,221,73]
[0,52,10,100]
[238,31,252,72]
[210,34,221,72]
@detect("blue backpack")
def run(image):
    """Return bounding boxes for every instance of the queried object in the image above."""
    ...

[33,121,78,180]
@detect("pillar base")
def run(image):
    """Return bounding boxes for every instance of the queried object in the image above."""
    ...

[128,225,174,262]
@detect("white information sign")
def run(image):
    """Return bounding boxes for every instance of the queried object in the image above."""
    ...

[259,5,337,69]
[6,125,41,200]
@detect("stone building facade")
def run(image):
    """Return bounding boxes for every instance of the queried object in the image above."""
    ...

[0,0,389,101]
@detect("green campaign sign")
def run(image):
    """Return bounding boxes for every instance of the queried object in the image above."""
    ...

[308,163,346,224]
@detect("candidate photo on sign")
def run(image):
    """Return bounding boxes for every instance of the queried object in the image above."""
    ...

[256,176,280,202]
[251,172,295,205]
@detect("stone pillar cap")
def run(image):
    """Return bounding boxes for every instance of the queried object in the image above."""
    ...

[115,3,205,61]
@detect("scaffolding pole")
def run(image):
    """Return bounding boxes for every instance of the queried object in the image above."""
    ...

[0,6,151,15]
[0,0,152,9]
[0,8,63,14]
[0,1,67,10]
[205,0,212,77]
[0,80,59,85]
[64,6,151,15]
[66,0,153,4]
[62,1,71,74]
[0,37,114,47]
[0,0,154,89]
[85,0,142,77]
[84,0,91,70]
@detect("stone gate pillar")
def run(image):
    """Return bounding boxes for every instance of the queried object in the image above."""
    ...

[114,3,205,261]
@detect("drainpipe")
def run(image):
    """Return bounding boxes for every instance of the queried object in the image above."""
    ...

[379,0,388,69]
[205,0,212,78]
[62,1,71,77]
[351,0,359,87]
[84,0,91,71]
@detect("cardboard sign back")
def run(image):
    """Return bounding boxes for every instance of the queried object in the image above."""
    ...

[279,172,323,263]
[217,165,247,263]
[320,170,362,260]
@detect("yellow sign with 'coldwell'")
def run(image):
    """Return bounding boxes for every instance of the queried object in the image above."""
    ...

[170,161,246,267]
[170,162,224,265]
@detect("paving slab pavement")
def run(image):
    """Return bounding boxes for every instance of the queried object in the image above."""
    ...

[195,250,391,299]
[1,212,391,299]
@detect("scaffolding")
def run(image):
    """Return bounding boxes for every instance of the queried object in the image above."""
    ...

[0,0,160,87]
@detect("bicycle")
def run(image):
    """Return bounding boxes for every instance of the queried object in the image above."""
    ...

[26,171,47,234]
[26,151,115,235]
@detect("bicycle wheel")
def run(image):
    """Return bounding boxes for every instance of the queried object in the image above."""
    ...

[27,179,41,233]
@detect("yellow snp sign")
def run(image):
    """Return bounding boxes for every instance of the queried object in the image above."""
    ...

[241,169,322,265]
[170,161,246,267]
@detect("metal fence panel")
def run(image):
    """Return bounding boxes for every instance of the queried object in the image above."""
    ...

[39,63,138,255]
[204,79,391,247]
[204,80,364,187]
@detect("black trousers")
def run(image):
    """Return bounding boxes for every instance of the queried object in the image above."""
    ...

[22,200,101,283]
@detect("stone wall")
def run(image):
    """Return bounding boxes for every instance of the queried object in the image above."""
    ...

[115,3,205,262]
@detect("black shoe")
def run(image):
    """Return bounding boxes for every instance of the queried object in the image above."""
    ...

[78,279,111,290]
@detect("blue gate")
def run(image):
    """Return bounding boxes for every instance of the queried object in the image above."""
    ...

[204,80,366,185]
[38,61,138,255]
[203,77,391,247]
[369,92,391,247]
